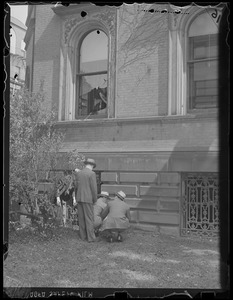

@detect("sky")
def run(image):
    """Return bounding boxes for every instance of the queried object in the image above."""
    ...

[9,4,28,25]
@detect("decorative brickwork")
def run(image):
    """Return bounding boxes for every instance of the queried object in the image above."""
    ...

[63,8,116,44]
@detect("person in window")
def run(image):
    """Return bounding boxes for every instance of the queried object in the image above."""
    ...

[94,191,110,235]
[100,191,131,243]
[92,88,107,114]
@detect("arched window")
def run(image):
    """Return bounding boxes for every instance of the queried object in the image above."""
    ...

[187,12,219,110]
[10,27,16,54]
[75,30,108,119]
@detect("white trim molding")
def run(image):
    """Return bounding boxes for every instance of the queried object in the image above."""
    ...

[167,4,221,116]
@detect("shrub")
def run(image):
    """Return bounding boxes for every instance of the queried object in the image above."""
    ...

[9,87,83,231]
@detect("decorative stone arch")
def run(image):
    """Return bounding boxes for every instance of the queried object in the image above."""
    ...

[59,11,116,121]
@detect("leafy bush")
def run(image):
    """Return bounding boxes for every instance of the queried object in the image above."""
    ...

[9,87,83,232]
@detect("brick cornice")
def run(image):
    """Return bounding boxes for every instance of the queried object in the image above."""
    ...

[52,3,104,17]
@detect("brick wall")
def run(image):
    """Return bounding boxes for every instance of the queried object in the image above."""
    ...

[31,3,169,118]
[101,171,180,229]
[116,4,169,117]
[33,4,61,113]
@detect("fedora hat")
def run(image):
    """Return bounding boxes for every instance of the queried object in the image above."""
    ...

[116,191,126,201]
[100,191,110,198]
[84,158,96,168]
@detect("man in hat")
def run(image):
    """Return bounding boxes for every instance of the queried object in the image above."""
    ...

[100,191,131,242]
[94,191,110,234]
[74,158,98,242]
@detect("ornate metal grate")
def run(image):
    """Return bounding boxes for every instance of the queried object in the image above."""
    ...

[181,173,219,237]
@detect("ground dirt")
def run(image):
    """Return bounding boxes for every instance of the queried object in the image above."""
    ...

[4,226,222,294]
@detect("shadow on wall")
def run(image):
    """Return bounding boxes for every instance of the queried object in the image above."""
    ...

[128,126,219,230]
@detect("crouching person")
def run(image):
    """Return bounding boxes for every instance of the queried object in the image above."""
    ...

[93,191,110,235]
[100,191,131,242]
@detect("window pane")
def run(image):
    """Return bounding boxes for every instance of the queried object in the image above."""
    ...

[76,74,107,117]
[188,11,219,110]
[189,61,218,109]
[80,30,108,73]
[193,60,218,81]
[190,35,218,60]
[189,12,218,37]
[196,80,218,96]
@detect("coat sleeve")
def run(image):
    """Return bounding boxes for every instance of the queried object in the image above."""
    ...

[126,206,131,222]
[89,172,97,203]
[101,205,109,220]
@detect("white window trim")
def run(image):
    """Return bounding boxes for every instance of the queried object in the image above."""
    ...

[58,17,116,122]
[186,16,219,111]
[74,29,108,120]
[168,5,220,116]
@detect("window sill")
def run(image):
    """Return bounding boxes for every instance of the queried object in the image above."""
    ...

[75,114,108,120]
[56,111,219,127]
[186,108,218,118]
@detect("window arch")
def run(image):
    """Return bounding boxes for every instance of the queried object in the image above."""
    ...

[59,16,116,122]
[187,12,219,110]
[75,30,108,118]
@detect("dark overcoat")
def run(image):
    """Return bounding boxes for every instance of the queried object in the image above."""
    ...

[74,167,97,204]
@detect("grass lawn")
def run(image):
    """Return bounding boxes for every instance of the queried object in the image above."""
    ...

[4,226,222,294]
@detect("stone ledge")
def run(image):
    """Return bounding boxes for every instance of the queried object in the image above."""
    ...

[55,112,218,128]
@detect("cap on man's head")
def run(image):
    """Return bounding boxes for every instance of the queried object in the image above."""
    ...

[116,191,126,200]
[84,158,96,168]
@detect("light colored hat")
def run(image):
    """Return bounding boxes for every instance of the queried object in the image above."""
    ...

[84,158,96,168]
[100,191,110,198]
[116,191,126,200]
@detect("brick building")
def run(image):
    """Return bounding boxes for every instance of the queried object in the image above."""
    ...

[10,16,27,94]
[24,3,227,236]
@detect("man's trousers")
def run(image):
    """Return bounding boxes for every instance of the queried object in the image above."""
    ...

[77,202,96,242]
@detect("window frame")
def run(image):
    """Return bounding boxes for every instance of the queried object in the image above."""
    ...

[59,18,115,122]
[75,29,109,119]
[168,6,221,116]
[187,15,219,112]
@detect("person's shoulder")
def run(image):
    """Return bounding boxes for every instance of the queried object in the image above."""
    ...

[80,168,89,174]
[89,169,96,176]
[76,168,87,177]
[123,201,130,208]
[83,168,96,177]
